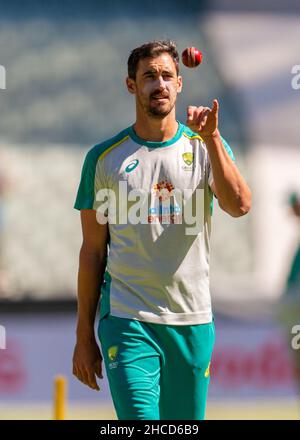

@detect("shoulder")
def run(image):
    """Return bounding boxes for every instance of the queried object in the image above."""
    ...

[84,127,130,165]
[180,123,204,142]
[180,123,235,162]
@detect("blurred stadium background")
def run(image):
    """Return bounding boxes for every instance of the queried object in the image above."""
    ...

[0,0,300,420]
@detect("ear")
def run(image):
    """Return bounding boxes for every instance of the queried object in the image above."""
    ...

[126,77,136,95]
[177,75,183,94]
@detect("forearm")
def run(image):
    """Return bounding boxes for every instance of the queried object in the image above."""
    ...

[76,244,107,341]
[203,130,251,217]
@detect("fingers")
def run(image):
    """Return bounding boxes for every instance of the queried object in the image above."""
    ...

[186,100,219,135]
[187,106,210,122]
[186,106,209,129]
[187,105,203,122]
[86,368,100,391]
[78,366,99,391]
[187,100,219,124]
[212,99,219,114]
[73,363,101,391]
[95,359,103,380]
[73,365,86,386]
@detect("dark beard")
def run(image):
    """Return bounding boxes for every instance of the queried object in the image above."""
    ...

[148,102,174,118]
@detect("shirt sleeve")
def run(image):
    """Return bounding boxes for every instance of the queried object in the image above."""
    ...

[74,148,105,210]
[208,135,236,190]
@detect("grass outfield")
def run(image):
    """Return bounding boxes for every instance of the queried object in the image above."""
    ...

[0,399,299,420]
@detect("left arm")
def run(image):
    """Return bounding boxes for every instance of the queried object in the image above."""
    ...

[186,99,252,217]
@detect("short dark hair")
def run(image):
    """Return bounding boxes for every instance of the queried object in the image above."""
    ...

[127,40,179,80]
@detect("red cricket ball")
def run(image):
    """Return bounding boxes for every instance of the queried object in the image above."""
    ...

[181,47,203,68]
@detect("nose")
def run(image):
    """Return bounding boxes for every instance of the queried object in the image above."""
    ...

[157,75,166,89]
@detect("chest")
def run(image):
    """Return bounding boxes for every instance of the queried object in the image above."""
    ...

[110,143,207,195]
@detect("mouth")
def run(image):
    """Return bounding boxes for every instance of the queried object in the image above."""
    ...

[151,95,169,102]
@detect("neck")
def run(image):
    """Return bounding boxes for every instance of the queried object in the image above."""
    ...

[133,109,178,142]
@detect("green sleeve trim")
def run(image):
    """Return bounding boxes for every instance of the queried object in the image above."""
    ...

[74,128,130,210]
[74,148,98,210]
[210,135,236,208]
[182,123,236,163]
[220,135,236,162]
[286,245,300,291]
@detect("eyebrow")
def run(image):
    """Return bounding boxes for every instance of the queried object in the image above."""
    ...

[142,69,174,76]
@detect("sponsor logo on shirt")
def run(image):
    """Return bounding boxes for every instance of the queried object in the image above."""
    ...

[95,180,205,235]
[152,180,174,201]
[125,159,139,173]
[148,180,182,224]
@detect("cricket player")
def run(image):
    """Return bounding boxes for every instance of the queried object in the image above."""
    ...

[72,40,251,420]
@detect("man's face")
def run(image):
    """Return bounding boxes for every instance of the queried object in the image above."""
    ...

[127,53,182,118]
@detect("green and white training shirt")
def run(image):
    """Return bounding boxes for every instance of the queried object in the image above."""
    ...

[74,121,235,325]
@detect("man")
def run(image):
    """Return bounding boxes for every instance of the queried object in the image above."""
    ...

[72,40,251,420]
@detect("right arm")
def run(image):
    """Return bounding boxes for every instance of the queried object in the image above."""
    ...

[72,209,109,391]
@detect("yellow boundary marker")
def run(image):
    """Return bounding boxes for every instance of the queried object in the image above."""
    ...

[53,375,67,420]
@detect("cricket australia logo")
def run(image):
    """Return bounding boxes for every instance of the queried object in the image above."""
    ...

[182,152,194,170]
[108,345,119,369]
